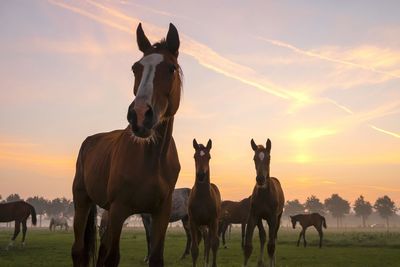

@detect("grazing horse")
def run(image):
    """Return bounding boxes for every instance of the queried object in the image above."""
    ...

[141,187,191,262]
[243,139,284,267]
[49,216,69,231]
[219,197,265,249]
[290,213,327,248]
[0,201,37,249]
[188,139,221,267]
[71,23,182,267]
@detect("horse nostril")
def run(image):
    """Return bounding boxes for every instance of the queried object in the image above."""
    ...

[143,105,154,129]
[127,109,138,128]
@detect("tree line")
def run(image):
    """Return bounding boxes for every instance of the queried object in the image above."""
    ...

[0,194,74,227]
[284,194,397,228]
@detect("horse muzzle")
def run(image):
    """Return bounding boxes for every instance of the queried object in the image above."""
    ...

[127,103,156,138]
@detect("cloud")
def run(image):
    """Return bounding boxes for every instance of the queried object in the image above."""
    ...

[257,37,400,79]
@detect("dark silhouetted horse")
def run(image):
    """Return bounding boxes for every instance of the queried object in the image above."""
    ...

[71,23,182,267]
[243,139,284,267]
[219,197,265,249]
[0,201,37,249]
[290,213,327,248]
[189,139,221,267]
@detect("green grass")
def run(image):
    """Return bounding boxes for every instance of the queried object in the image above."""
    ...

[0,227,399,266]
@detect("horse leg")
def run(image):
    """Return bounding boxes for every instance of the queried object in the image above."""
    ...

[296,229,303,247]
[266,217,278,267]
[303,228,307,247]
[71,193,93,267]
[210,219,219,267]
[21,220,28,247]
[241,223,246,249]
[257,219,266,267]
[149,199,172,267]
[220,222,227,249]
[142,215,152,263]
[7,221,21,250]
[181,216,191,259]
[103,204,130,267]
[316,226,323,248]
[190,220,199,267]
[243,214,257,267]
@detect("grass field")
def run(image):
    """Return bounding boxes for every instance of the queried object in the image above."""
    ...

[0,227,399,266]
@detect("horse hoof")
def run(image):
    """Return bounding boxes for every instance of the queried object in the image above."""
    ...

[224,245,228,249]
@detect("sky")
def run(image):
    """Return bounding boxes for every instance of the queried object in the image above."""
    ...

[0,0,399,206]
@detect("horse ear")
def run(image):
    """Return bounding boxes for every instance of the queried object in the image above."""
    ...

[206,139,212,150]
[166,23,180,57]
[193,138,199,150]
[136,23,151,53]
[266,139,271,153]
[251,139,257,151]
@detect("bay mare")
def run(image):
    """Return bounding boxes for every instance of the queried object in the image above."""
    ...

[49,216,69,231]
[0,201,37,249]
[243,139,284,267]
[290,213,327,248]
[219,197,264,249]
[71,23,182,267]
[141,187,191,262]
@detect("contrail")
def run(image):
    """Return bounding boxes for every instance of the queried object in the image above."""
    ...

[257,37,400,79]
[369,125,400,139]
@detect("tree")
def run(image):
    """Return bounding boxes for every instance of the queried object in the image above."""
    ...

[26,196,49,227]
[325,194,350,228]
[374,195,397,228]
[284,199,305,217]
[304,195,324,214]
[6,193,22,202]
[354,195,372,228]
[47,197,72,217]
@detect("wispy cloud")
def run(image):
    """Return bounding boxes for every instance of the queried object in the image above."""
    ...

[257,37,400,79]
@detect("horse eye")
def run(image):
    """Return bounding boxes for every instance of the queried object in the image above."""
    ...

[169,64,176,73]
[131,63,139,73]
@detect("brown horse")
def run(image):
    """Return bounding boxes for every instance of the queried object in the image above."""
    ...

[219,197,265,249]
[71,23,182,267]
[188,139,221,267]
[0,201,37,249]
[290,213,327,248]
[243,139,284,267]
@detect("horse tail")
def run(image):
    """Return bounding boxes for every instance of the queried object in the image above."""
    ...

[84,204,97,266]
[29,204,37,226]
[321,216,327,229]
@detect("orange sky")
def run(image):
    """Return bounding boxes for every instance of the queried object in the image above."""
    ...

[0,1,399,206]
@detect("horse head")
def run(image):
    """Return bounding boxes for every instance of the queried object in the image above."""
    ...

[127,23,182,140]
[193,139,212,183]
[250,138,271,186]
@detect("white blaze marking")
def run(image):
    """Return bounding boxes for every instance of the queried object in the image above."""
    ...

[200,150,205,156]
[136,53,164,103]
[259,152,265,160]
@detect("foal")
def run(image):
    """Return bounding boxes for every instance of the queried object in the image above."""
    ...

[188,139,221,267]
[243,139,284,267]
[290,213,327,248]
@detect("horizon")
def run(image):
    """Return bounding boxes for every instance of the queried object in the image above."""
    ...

[1,1,399,205]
